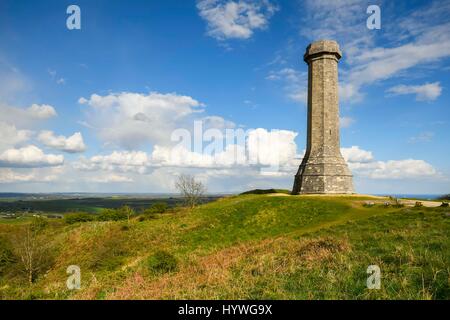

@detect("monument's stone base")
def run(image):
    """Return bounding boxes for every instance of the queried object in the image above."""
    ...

[292,156,354,194]
[292,174,354,194]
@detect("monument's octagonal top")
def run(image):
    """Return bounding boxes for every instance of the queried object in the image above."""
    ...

[304,40,342,62]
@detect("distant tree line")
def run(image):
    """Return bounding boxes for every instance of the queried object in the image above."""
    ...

[64,202,169,224]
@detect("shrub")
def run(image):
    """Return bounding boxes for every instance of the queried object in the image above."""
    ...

[146,250,178,274]
[440,202,449,207]
[149,202,168,213]
[438,194,450,201]
[0,237,15,275]
[141,202,168,218]
[97,208,127,221]
[89,246,127,271]
[64,212,94,224]
[30,216,48,232]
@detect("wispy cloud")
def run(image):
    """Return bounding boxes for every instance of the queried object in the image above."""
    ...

[386,82,442,101]
[408,131,434,143]
[0,58,30,103]
[197,0,278,41]
[48,68,66,85]
[340,116,355,128]
[299,0,450,103]
[266,68,307,103]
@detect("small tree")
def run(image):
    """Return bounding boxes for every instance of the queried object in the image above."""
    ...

[121,205,135,223]
[13,217,51,284]
[175,174,206,208]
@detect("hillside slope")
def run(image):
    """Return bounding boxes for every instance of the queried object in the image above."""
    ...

[0,194,449,300]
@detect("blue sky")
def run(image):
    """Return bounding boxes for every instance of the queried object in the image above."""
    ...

[0,0,449,194]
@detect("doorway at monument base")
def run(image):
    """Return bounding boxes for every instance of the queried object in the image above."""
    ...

[292,158,354,194]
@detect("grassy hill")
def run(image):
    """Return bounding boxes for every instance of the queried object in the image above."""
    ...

[0,194,449,300]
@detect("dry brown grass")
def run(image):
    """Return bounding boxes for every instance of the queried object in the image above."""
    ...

[108,241,258,299]
[297,238,350,263]
[95,236,351,300]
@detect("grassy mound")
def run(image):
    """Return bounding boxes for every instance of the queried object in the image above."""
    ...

[0,194,449,300]
[240,189,291,195]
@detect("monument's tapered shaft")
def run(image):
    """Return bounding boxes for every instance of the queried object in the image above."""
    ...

[292,40,354,194]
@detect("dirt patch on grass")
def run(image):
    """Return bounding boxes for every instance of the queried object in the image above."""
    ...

[399,200,443,208]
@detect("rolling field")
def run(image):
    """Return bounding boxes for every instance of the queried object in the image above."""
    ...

[0,196,220,214]
[0,194,449,300]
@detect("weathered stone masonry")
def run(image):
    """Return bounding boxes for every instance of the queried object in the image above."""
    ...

[292,40,354,194]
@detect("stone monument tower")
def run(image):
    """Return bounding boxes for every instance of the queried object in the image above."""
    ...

[292,40,354,194]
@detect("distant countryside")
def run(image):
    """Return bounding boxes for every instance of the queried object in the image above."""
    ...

[0,193,222,219]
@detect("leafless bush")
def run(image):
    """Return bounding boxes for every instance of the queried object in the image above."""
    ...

[175,174,206,208]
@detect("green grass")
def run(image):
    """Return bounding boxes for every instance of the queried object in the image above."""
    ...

[0,194,448,300]
[240,189,291,195]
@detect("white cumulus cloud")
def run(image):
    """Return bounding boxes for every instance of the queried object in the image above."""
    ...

[247,128,298,167]
[74,128,299,174]
[0,121,32,151]
[26,104,57,119]
[341,146,373,163]
[79,91,206,149]
[74,151,150,174]
[0,103,57,127]
[38,131,86,153]
[0,145,64,168]
[349,159,438,179]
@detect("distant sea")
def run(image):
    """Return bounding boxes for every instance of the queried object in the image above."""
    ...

[375,194,444,200]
